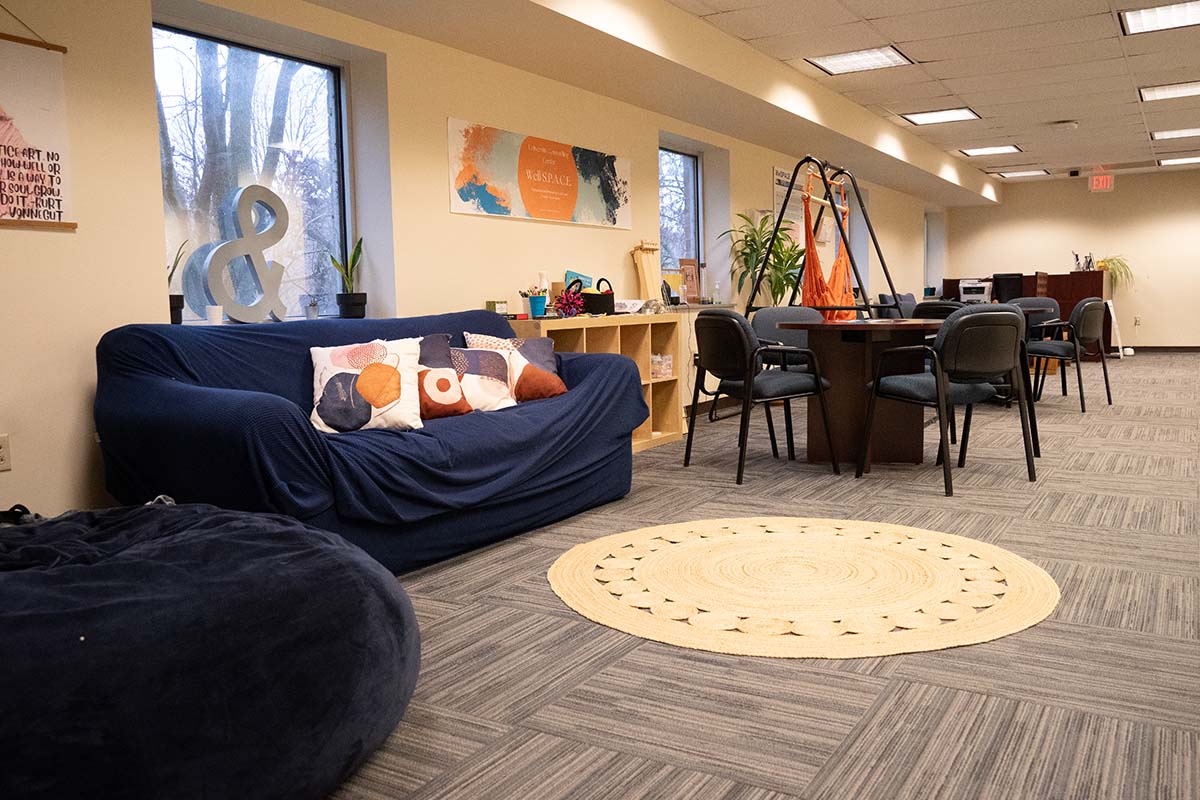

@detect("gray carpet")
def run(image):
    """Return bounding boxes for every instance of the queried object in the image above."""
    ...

[334,353,1198,800]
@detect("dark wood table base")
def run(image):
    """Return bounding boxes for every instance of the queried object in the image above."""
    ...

[780,320,944,467]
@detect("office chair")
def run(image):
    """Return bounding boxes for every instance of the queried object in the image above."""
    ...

[1028,297,1112,412]
[685,309,839,484]
[856,304,1036,496]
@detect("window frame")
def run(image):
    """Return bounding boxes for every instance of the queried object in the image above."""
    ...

[152,22,351,271]
[658,146,704,272]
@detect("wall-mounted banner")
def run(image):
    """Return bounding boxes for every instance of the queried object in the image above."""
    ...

[0,35,75,231]
[449,118,631,229]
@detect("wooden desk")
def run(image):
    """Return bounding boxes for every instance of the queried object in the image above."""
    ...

[778,319,943,466]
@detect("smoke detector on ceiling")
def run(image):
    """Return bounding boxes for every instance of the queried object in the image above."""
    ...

[1050,120,1080,131]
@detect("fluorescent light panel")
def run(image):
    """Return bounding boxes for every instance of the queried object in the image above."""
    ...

[1121,1,1200,34]
[807,46,911,75]
[1140,80,1200,101]
[997,169,1049,178]
[902,107,979,125]
[1159,155,1200,165]
[961,145,1022,156]
[1151,127,1200,139]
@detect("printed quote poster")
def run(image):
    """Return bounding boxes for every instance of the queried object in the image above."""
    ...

[449,118,630,229]
[0,37,74,228]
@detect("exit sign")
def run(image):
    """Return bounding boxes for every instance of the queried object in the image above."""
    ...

[1089,173,1115,192]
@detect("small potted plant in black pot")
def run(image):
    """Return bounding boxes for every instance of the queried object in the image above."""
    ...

[167,240,188,324]
[331,238,366,319]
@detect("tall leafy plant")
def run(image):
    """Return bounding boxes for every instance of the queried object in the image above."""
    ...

[1099,255,1134,292]
[167,240,188,287]
[330,237,363,294]
[722,212,804,306]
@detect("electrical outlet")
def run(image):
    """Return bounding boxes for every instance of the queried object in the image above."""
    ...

[1134,316,1142,327]
[0,434,10,472]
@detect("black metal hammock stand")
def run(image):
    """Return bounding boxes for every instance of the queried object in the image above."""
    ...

[744,155,903,319]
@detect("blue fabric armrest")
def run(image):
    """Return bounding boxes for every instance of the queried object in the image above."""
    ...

[95,377,334,519]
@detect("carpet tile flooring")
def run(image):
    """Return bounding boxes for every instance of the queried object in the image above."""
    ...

[336,353,1198,799]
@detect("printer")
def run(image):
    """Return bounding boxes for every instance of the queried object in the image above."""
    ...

[958,279,992,304]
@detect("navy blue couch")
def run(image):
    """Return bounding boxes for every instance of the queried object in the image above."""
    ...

[95,311,648,573]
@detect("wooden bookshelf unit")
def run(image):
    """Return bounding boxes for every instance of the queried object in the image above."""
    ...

[510,314,682,452]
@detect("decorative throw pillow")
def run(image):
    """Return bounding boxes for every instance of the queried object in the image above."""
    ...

[417,334,473,420]
[463,332,568,402]
[450,347,517,411]
[310,339,423,434]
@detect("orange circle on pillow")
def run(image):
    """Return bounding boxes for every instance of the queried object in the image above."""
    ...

[517,137,578,221]
[356,362,402,408]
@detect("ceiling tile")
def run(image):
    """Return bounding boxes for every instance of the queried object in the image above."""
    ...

[749,22,888,61]
[702,0,857,39]
[1120,24,1200,56]
[940,58,1128,94]
[921,40,1125,79]
[900,15,1119,61]
[958,76,1135,107]
[840,0,995,16]
[665,0,723,14]
[842,81,954,105]
[870,0,1109,43]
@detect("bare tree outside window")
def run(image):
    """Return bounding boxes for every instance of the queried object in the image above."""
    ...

[153,27,346,318]
[658,149,700,276]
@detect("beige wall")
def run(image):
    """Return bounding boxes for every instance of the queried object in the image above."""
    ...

[0,0,165,513]
[865,183,928,301]
[947,171,1200,347]
[0,0,932,514]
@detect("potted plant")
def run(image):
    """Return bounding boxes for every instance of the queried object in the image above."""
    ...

[722,212,804,306]
[167,240,188,324]
[331,238,366,319]
[1097,255,1134,293]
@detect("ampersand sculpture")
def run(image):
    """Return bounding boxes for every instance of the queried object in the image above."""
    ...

[203,185,290,323]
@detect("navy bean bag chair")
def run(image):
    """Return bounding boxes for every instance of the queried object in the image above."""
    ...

[0,504,420,800]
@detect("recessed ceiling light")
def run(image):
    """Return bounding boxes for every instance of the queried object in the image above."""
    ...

[1121,1,1200,34]
[960,145,1022,157]
[902,108,979,125]
[997,169,1049,178]
[807,46,912,75]
[1140,80,1200,101]
[1159,155,1200,165]
[1151,127,1200,140]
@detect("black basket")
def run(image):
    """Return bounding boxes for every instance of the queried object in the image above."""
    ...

[582,278,615,315]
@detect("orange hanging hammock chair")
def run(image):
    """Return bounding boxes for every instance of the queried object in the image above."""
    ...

[800,173,856,321]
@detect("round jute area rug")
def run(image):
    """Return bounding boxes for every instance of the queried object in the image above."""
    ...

[547,517,1060,658]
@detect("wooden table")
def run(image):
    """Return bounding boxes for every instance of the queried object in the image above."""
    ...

[778,319,944,466]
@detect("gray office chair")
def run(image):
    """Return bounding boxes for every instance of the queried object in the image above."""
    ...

[856,304,1036,496]
[751,306,822,367]
[912,300,965,319]
[686,309,838,484]
[707,306,822,422]
[1010,297,1060,340]
[1028,296,1111,412]
[878,292,917,319]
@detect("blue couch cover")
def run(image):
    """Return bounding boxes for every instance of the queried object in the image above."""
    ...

[94,311,648,572]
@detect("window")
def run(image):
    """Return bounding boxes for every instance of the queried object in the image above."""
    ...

[658,148,701,279]
[153,26,346,318]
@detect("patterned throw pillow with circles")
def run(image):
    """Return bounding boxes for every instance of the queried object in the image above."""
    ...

[463,332,567,402]
[309,339,423,433]
[416,334,474,419]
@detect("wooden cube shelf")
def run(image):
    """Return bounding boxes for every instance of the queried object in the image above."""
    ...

[511,313,684,452]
